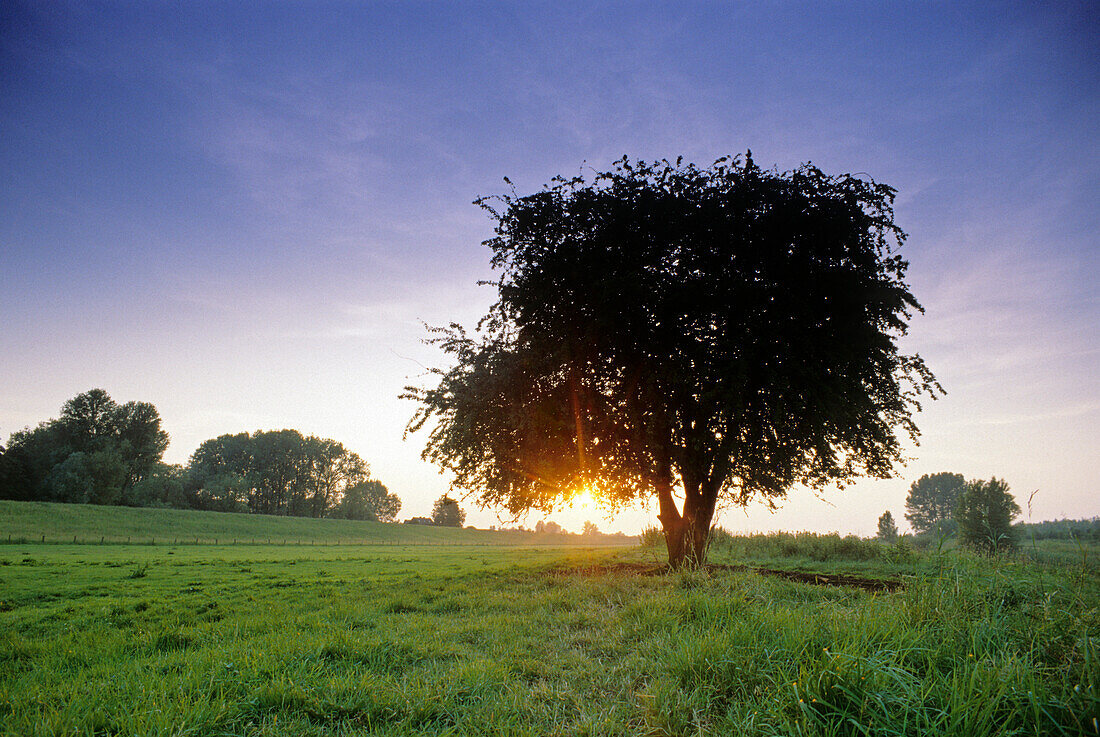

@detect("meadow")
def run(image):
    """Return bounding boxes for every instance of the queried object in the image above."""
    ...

[0,501,629,547]
[0,509,1097,735]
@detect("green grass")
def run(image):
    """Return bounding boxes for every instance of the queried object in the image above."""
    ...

[0,500,629,546]
[1,537,1097,736]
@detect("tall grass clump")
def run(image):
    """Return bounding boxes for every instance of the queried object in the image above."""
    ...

[641,549,1098,736]
[639,526,664,548]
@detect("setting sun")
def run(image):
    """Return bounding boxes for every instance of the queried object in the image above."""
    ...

[569,488,598,514]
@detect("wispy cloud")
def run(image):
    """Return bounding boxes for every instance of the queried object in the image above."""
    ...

[949,400,1100,428]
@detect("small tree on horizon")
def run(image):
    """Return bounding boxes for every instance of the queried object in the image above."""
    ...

[956,477,1020,554]
[582,521,599,536]
[876,510,899,542]
[339,479,401,522]
[431,495,466,527]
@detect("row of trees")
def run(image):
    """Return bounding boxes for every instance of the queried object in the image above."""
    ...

[0,390,402,522]
[1016,517,1100,542]
[533,520,601,536]
[188,430,379,517]
[877,472,1022,552]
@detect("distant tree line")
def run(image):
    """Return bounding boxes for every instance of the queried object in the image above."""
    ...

[1015,517,1100,543]
[0,389,401,522]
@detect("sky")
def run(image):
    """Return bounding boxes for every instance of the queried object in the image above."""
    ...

[1,1,1097,535]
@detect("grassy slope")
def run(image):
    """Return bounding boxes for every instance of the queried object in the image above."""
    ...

[0,500,630,546]
[0,543,1096,736]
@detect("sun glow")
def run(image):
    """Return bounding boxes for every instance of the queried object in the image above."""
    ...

[537,479,652,535]
[569,488,599,515]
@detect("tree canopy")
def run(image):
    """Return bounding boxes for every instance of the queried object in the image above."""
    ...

[904,472,966,534]
[188,430,369,517]
[956,477,1020,553]
[0,389,169,504]
[877,511,899,542]
[338,479,402,522]
[406,154,940,567]
[431,495,466,527]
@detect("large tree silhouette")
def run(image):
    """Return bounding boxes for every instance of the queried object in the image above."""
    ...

[406,154,940,567]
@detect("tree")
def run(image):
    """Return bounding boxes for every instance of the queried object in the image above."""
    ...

[124,463,189,508]
[539,520,563,535]
[0,389,169,504]
[57,389,118,448]
[905,472,965,535]
[44,451,127,505]
[306,437,369,518]
[187,430,368,517]
[338,479,401,522]
[55,390,169,489]
[406,154,940,568]
[876,511,898,542]
[431,495,466,527]
[582,520,599,536]
[0,432,41,501]
[956,477,1020,553]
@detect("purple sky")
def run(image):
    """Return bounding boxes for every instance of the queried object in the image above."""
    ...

[2,1,1097,533]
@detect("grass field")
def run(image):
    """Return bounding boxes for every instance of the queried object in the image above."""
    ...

[0,500,629,547]
[1,506,1098,735]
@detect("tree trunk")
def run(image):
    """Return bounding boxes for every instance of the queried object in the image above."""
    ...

[657,474,718,569]
[663,507,717,569]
